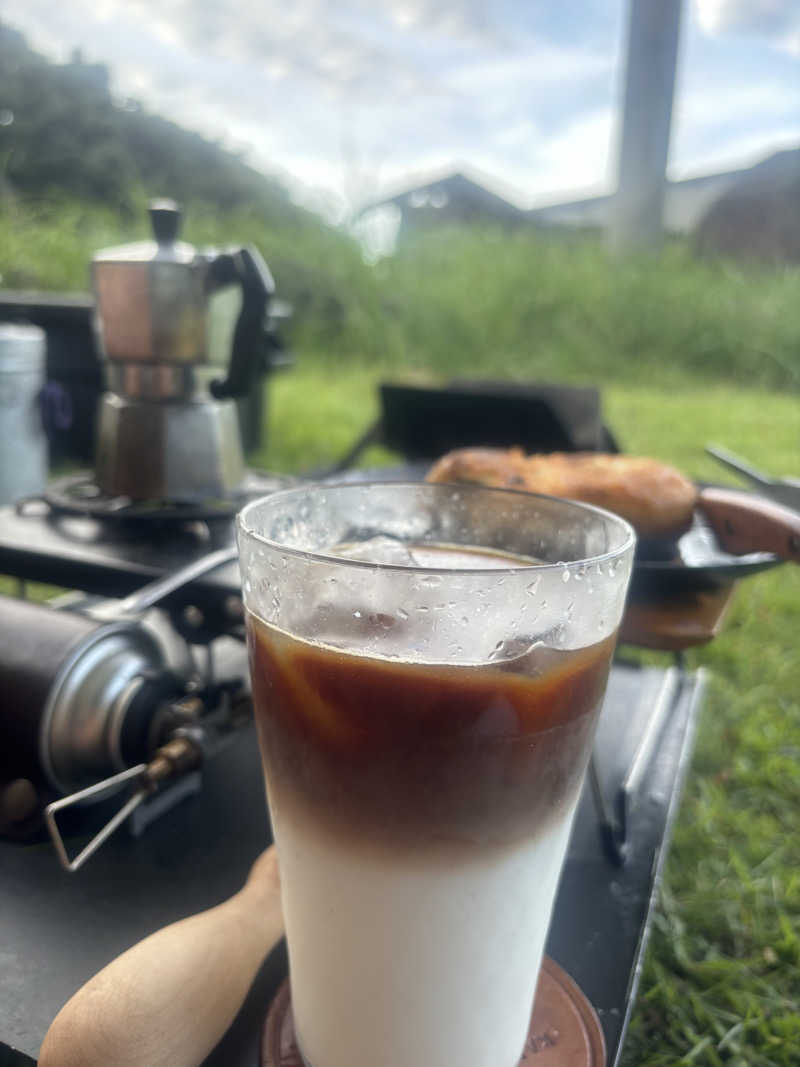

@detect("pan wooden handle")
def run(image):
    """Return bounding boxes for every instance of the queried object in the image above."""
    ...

[38,847,283,1067]
[698,487,800,564]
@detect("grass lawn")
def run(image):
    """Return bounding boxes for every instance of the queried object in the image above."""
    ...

[255,364,800,1066]
[254,365,800,481]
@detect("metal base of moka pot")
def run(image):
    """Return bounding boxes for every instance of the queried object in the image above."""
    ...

[95,392,245,502]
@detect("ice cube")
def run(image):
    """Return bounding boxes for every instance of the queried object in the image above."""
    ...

[486,632,567,673]
[329,535,419,566]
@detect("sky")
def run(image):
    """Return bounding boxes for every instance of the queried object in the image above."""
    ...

[2,0,799,217]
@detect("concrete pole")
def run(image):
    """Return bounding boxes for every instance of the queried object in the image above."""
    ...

[609,0,685,251]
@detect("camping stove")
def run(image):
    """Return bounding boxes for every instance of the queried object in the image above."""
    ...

[0,470,289,868]
[0,199,297,867]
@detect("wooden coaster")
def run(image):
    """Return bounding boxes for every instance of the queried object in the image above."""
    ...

[260,956,606,1066]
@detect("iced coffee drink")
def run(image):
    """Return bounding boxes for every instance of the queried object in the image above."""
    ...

[237,483,634,1067]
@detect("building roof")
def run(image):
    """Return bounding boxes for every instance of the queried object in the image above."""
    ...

[359,147,797,235]
[358,166,529,219]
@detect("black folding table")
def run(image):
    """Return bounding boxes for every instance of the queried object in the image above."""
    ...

[0,501,706,1066]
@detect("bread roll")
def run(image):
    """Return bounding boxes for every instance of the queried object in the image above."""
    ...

[426,448,697,540]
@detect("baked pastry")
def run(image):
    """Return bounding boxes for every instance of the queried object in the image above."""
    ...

[426,448,697,540]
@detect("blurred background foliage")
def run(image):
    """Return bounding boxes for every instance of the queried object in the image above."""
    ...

[2,20,799,396]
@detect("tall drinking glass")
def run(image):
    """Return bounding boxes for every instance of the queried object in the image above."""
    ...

[237,482,635,1067]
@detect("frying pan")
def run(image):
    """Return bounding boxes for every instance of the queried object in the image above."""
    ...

[633,485,800,594]
[334,466,800,595]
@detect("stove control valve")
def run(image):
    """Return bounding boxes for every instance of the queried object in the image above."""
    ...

[44,733,204,873]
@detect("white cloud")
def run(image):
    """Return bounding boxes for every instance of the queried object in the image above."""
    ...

[694,0,800,52]
[495,119,539,150]
[676,81,799,127]
[445,42,612,94]
[526,109,615,200]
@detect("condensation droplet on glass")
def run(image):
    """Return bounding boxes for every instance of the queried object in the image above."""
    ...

[561,568,571,583]
[420,574,442,588]
[353,610,362,619]
[397,607,409,620]
[461,616,469,626]
[416,605,430,613]
[244,579,252,593]
[526,576,541,597]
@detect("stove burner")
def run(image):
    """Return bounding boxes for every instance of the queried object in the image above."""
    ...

[17,471,293,526]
